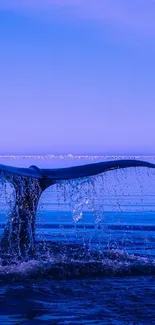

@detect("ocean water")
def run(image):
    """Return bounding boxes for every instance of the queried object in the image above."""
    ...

[0,155,155,324]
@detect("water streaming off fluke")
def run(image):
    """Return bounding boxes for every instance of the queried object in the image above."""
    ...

[0,159,154,281]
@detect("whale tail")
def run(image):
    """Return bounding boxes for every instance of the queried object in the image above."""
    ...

[0,159,154,258]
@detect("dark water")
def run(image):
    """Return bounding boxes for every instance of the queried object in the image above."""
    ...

[0,156,155,324]
[0,276,155,325]
[0,210,155,325]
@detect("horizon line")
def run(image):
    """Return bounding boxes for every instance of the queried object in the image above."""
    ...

[0,154,155,158]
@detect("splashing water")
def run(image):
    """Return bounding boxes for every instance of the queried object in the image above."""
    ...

[0,167,155,281]
[0,158,155,324]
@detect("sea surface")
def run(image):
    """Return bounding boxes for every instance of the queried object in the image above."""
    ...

[0,155,155,325]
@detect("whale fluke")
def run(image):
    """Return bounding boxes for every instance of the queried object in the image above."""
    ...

[0,159,154,189]
[0,159,154,258]
[40,159,155,183]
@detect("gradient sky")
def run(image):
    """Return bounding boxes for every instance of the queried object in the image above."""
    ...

[0,0,155,155]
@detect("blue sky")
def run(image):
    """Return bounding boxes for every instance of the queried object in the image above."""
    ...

[0,0,155,155]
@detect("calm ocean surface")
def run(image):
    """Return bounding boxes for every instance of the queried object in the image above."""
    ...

[0,155,155,325]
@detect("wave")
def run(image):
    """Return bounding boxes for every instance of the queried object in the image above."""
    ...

[0,249,155,283]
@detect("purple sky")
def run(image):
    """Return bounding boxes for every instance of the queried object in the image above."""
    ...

[0,0,155,155]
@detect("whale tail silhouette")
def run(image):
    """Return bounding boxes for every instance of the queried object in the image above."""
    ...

[0,159,154,258]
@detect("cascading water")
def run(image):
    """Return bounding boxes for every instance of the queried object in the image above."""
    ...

[28,167,155,279]
[0,175,42,258]
[0,162,155,280]
[0,158,155,325]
